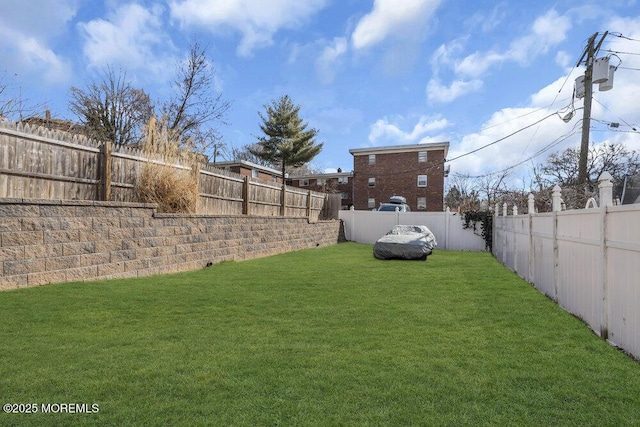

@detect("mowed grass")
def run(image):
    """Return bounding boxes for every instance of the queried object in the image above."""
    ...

[1,243,639,426]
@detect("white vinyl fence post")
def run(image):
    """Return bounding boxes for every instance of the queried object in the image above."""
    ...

[445,207,451,250]
[502,203,508,264]
[493,204,500,257]
[599,172,613,208]
[552,185,562,212]
[350,205,355,242]
[528,193,535,285]
[552,185,561,301]
[598,172,613,340]
[513,206,518,216]
[528,193,535,214]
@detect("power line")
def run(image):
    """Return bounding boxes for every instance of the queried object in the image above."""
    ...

[592,97,639,131]
[446,112,557,163]
[609,32,640,42]
[603,49,640,56]
[452,121,583,179]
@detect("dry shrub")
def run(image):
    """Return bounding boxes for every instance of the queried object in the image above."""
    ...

[134,116,199,213]
[136,164,196,213]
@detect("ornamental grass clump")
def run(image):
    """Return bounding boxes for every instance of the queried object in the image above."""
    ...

[134,116,199,213]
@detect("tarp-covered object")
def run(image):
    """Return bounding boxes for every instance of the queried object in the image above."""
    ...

[373,225,437,260]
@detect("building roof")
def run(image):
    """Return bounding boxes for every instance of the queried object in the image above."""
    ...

[349,141,450,158]
[211,160,281,176]
[288,171,353,180]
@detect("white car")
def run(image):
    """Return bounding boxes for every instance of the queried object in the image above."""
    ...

[375,195,411,212]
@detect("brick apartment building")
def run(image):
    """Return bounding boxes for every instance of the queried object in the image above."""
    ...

[286,170,354,209]
[349,142,449,211]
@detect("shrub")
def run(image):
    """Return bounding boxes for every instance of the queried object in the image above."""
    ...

[133,116,199,213]
[135,163,196,213]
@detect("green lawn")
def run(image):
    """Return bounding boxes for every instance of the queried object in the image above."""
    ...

[1,243,639,426]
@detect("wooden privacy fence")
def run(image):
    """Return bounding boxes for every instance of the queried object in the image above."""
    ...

[0,119,328,220]
[493,172,640,361]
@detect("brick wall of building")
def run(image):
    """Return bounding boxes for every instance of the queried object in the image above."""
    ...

[352,149,445,211]
[0,199,340,291]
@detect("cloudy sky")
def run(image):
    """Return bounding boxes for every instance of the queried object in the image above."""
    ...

[1,0,639,188]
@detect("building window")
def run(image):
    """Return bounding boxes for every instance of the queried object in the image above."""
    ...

[338,176,349,184]
[341,192,349,200]
[417,197,427,210]
[418,151,427,162]
[300,179,309,186]
[251,169,259,178]
[417,175,427,187]
[368,154,376,165]
[316,178,326,186]
[368,177,376,187]
[368,198,376,208]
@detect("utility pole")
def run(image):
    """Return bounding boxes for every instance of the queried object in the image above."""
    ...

[576,31,608,187]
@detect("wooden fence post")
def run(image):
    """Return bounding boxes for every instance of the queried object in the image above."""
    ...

[100,141,111,201]
[192,162,200,214]
[307,190,312,221]
[243,176,250,215]
[280,183,286,216]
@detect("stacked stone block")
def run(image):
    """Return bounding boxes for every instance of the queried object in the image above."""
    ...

[0,199,340,290]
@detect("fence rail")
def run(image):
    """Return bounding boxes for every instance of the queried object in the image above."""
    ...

[493,173,640,361]
[0,119,329,220]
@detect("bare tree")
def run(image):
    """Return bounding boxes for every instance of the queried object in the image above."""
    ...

[228,143,277,167]
[1,72,46,121]
[533,143,640,208]
[164,40,231,155]
[69,67,153,146]
[445,173,481,211]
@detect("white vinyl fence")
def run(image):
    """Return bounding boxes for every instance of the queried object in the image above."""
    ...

[338,209,487,251]
[494,173,640,361]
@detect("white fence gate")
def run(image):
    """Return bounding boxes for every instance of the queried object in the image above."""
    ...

[338,209,487,251]
[494,173,640,361]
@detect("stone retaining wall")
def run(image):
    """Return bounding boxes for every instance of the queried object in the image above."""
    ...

[0,199,341,290]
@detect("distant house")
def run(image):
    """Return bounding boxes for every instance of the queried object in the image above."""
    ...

[621,175,640,204]
[212,160,283,183]
[349,142,449,211]
[286,170,354,209]
[21,110,88,135]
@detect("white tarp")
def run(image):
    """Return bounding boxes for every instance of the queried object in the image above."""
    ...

[373,225,437,260]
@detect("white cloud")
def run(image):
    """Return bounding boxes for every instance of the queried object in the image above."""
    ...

[454,9,571,77]
[454,51,505,79]
[15,38,72,84]
[0,0,78,38]
[351,0,441,50]
[78,3,174,76]
[428,9,573,105]
[506,10,572,65]
[0,0,77,84]
[315,37,348,85]
[426,78,483,103]
[369,115,450,145]
[555,51,572,68]
[170,0,328,57]
[446,105,576,179]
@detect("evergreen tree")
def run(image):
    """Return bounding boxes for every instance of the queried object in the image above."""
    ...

[251,95,323,180]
